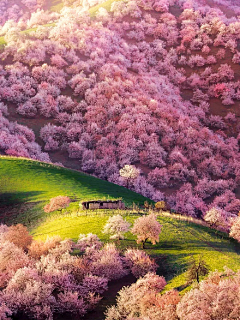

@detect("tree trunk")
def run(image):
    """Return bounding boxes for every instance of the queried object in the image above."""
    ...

[196,266,200,283]
[142,240,146,249]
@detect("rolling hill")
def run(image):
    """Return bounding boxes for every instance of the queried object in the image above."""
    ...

[0,156,240,299]
[0,156,150,226]
[0,0,240,318]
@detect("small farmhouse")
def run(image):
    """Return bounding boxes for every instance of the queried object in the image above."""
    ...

[81,199,125,210]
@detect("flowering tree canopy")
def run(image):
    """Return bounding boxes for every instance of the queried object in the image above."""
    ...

[44,196,71,213]
[103,215,131,240]
[131,214,162,248]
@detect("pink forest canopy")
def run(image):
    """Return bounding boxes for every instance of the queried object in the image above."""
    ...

[0,0,240,218]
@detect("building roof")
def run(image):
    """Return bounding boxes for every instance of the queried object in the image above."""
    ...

[81,199,123,204]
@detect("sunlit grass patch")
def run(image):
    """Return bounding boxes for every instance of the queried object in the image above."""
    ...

[0,157,150,225]
[30,210,240,293]
[49,0,65,12]
[89,0,123,16]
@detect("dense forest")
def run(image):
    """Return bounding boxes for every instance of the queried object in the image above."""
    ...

[1,0,240,221]
[1,0,240,318]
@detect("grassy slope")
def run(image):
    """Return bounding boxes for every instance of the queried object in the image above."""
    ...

[0,157,149,225]
[48,0,65,12]
[0,156,240,294]
[32,211,240,293]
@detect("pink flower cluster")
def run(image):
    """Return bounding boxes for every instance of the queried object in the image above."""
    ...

[0,0,240,218]
[0,224,159,319]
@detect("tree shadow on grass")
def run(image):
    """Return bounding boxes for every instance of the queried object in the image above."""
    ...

[0,191,45,206]
[0,191,46,226]
[155,252,191,281]
[157,239,240,258]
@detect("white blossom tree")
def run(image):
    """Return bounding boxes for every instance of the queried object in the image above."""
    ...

[204,207,229,231]
[119,165,140,189]
[229,216,240,242]
[103,215,131,240]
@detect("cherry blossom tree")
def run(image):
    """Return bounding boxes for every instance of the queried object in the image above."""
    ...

[124,248,157,278]
[103,215,131,240]
[28,235,62,259]
[87,243,128,280]
[119,165,140,189]
[44,196,71,213]
[204,207,229,231]
[3,224,32,250]
[131,214,162,248]
[177,268,240,320]
[77,233,103,251]
[105,273,168,320]
[229,216,240,242]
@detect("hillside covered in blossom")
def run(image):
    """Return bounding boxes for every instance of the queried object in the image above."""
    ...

[1,0,240,221]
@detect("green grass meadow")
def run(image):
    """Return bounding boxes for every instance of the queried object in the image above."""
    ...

[31,211,240,293]
[0,157,150,225]
[1,156,240,294]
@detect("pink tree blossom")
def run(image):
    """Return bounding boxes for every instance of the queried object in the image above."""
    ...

[204,207,229,232]
[229,216,240,242]
[131,214,162,248]
[124,248,157,278]
[44,196,71,213]
[177,268,240,320]
[105,273,167,320]
[77,233,103,252]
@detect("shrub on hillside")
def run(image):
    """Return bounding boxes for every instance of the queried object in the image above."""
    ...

[155,201,166,211]
[3,224,32,250]
[44,196,71,213]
